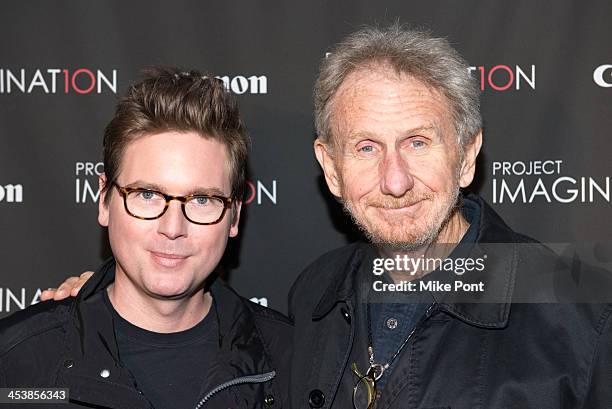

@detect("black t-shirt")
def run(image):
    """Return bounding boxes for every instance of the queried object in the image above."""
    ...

[103,291,218,409]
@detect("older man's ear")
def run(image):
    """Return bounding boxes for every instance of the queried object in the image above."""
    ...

[459,130,483,188]
[314,138,343,198]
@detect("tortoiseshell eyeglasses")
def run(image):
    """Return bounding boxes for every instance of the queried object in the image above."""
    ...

[114,183,233,225]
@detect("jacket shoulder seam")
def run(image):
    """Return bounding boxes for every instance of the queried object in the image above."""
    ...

[288,243,361,317]
[254,312,293,328]
[0,302,70,358]
[0,320,66,358]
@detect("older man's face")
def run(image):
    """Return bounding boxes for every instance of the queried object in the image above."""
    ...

[316,65,479,248]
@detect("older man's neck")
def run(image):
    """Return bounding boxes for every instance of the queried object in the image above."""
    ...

[385,208,470,283]
[436,207,470,247]
[106,277,212,333]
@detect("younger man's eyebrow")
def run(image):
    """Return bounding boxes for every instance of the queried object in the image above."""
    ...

[124,181,165,191]
[124,181,228,197]
[188,187,227,197]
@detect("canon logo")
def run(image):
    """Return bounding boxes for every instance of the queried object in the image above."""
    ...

[216,75,267,94]
[0,68,117,94]
[593,65,612,88]
[0,184,23,203]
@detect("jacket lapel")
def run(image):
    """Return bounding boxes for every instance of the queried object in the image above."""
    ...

[196,280,278,408]
[56,260,151,408]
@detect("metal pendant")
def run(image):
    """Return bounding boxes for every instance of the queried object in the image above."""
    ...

[351,362,378,409]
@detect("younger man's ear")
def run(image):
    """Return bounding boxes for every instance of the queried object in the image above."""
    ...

[229,201,242,237]
[98,174,110,227]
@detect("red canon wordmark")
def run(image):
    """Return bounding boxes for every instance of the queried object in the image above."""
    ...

[469,65,536,91]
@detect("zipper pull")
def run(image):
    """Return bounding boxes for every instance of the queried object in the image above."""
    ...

[425,304,436,318]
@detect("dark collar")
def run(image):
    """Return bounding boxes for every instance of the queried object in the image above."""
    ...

[75,258,268,352]
[312,194,519,329]
[311,243,364,320]
[60,259,274,404]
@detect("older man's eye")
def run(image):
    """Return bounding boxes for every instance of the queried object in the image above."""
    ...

[410,139,426,149]
[358,145,375,153]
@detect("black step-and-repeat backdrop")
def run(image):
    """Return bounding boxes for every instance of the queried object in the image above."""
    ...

[1,0,611,318]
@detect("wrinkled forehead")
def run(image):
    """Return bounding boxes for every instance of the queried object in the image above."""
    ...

[328,64,454,145]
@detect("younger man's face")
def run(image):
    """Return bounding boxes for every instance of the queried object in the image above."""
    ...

[98,131,241,300]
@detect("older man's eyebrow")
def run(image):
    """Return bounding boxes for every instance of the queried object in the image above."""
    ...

[344,130,377,142]
[408,125,438,135]
[346,125,438,142]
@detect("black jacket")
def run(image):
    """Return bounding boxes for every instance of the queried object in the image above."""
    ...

[0,259,292,409]
[288,195,612,409]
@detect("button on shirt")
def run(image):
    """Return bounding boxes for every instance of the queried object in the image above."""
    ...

[369,292,431,389]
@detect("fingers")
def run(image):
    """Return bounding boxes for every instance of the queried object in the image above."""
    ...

[70,271,94,297]
[80,271,94,280]
[40,288,57,301]
[39,271,96,302]
[54,277,80,300]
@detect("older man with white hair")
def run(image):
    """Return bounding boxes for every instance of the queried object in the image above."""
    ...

[289,25,612,409]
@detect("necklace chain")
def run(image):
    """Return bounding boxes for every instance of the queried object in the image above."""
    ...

[365,288,433,378]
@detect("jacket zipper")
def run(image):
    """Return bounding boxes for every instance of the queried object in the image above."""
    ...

[193,370,276,409]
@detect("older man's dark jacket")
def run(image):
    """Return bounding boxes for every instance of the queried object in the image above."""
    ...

[289,195,612,409]
[0,259,292,409]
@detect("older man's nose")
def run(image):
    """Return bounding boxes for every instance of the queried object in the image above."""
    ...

[380,152,414,197]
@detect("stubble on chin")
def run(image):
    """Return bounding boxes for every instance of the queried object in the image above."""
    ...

[341,186,461,251]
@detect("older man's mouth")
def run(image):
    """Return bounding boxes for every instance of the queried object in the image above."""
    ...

[370,199,426,217]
